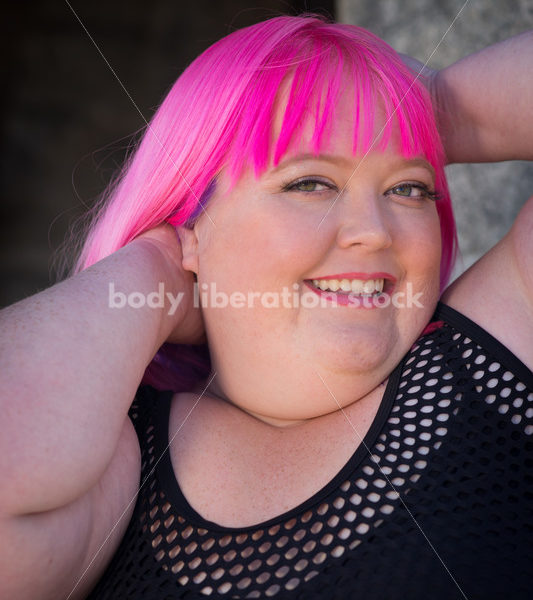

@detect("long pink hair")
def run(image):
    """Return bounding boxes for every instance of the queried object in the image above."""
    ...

[75,15,457,391]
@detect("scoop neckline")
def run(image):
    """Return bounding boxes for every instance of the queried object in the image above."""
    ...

[154,358,403,534]
[148,301,533,533]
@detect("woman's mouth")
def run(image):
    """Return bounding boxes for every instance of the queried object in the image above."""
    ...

[311,277,384,294]
[303,273,396,307]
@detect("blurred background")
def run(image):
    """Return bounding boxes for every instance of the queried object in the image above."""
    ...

[2,0,532,307]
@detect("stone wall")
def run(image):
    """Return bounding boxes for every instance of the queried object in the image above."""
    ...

[338,0,533,278]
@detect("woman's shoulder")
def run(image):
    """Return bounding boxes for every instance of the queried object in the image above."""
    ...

[441,198,533,373]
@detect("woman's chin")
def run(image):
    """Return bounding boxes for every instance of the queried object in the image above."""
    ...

[303,324,400,378]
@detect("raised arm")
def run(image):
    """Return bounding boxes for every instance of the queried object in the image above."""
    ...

[434,31,533,370]
[431,30,533,164]
[0,226,202,598]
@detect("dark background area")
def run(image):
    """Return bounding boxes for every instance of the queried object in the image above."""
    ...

[1,0,335,307]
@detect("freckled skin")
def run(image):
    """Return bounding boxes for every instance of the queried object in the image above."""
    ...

[178,97,442,427]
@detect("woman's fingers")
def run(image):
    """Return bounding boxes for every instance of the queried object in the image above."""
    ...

[134,223,206,345]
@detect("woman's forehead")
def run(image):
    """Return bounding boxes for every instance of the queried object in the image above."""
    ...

[224,60,436,188]
[269,83,400,167]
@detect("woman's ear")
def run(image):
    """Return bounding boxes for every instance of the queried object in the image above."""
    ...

[176,225,200,274]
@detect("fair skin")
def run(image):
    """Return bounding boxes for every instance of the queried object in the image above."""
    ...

[173,103,442,524]
[0,30,531,600]
[178,99,442,427]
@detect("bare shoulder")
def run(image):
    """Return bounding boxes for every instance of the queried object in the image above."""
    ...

[441,196,533,370]
[0,417,140,600]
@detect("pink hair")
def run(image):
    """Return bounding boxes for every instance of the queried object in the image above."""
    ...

[75,15,457,391]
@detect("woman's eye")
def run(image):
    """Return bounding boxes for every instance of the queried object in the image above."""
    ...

[387,183,437,201]
[283,178,335,193]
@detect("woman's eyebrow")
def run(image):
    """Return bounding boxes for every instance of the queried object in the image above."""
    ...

[270,153,355,173]
[270,154,435,178]
[392,157,436,178]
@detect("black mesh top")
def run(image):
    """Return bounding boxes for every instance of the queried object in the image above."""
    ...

[87,303,533,599]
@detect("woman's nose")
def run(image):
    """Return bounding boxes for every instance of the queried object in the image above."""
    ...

[335,192,392,251]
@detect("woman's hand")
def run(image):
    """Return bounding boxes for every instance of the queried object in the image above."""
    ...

[134,224,205,345]
[398,53,437,87]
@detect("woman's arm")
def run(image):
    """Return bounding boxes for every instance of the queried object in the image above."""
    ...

[431,30,533,164]
[0,226,199,515]
[0,226,202,597]
[436,31,533,370]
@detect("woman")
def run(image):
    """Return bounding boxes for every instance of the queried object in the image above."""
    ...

[0,15,531,600]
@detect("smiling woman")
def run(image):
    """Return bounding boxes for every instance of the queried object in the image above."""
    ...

[0,13,532,600]
[75,15,455,395]
[177,132,442,425]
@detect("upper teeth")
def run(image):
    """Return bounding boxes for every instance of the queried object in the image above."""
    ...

[311,278,385,294]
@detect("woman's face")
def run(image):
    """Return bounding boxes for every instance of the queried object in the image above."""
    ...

[179,95,442,426]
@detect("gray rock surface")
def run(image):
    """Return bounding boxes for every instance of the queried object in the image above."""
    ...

[338,0,533,278]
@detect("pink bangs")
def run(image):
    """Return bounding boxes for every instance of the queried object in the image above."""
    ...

[180,18,456,288]
[76,14,456,287]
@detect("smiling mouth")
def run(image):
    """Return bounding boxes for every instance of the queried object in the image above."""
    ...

[303,274,397,306]
[311,277,385,295]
